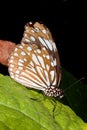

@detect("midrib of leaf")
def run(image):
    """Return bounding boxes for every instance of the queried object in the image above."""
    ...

[0,120,11,130]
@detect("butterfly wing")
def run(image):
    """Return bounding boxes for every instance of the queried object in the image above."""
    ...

[8,43,58,91]
[21,22,61,86]
[8,21,63,97]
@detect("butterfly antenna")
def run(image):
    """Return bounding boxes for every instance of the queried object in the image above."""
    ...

[63,77,85,93]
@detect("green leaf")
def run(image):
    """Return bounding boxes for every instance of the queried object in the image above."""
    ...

[0,73,87,130]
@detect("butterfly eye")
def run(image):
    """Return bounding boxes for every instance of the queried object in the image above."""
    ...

[8,22,64,98]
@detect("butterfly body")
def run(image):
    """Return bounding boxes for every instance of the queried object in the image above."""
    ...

[8,22,64,98]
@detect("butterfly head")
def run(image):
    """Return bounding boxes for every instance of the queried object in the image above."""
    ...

[44,85,64,98]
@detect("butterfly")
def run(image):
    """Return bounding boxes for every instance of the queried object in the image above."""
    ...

[8,21,64,98]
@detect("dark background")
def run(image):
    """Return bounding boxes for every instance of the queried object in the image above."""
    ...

[0,0,87,122]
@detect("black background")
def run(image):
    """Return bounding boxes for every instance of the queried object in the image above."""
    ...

[0,0,87,122]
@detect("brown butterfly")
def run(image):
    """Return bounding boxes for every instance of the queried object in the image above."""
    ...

[8,22,64,98]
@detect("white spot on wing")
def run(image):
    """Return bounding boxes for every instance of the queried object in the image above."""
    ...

[9,68,13,71]
[15,77,19,81]
[44,39,53,51]
[43,54,46,58]
[36,66,47,86]
[28,52,30,55]
[21,42,25,46]
[15,74,19,77]
[10,56,14,60]
[29,61,34,66]
[21,51,26,56]
[18,66,23,70]
[32,54,40,65]
[38,37,47,48]
[42,47,46,50]
[53,59,57,66]
[10,72,14,78]
[24,33,27,37]
[46,64,50,71]
[18,62,23,66]
[49,40,57,52]
[37,49,41,53]
[9,64,14,67]
[9,60,13,63]
[52,77,57,85]
[31,29,35,33]
[44,70,50,86]
[46,55,50,59]
[37,55,45,68]
[51,62,54,67]
[14,48,18,52]
[16,70,20,74]
[34,50,37,53]
[18,59,24,63]
[50,70,55,81]
[19,45,23,49]
[42,29,46,34]
[35,27,39,32]
[24,58,27,62]
[14,53,18,56]
[27,46,32,51]
[30,36,35,41]
[24,39,31,43]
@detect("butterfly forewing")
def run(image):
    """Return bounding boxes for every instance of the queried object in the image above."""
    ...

[8,21,63,98]
[21,22,61,81]
[22,22,57,52]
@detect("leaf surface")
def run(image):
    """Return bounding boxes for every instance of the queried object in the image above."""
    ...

[0,73,87,130]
